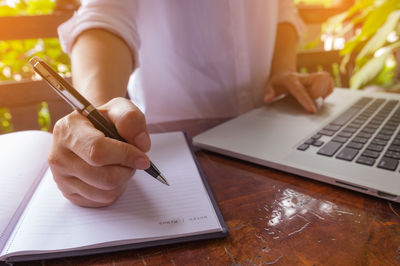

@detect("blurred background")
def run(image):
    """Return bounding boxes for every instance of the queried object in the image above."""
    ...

[1,0,399,133]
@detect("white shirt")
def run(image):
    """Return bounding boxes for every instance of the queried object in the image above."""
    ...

[59,0,304,123]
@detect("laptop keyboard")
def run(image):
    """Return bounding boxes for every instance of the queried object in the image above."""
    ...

[297,96,400,171]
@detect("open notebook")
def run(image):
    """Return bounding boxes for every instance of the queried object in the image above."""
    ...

[0,130,227,263]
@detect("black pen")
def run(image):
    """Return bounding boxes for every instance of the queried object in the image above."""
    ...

[29,56,169,186]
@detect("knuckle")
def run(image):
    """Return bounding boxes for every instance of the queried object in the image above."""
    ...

[109,97,125,105]
[47,152,58,167]
[121,108,145,125]
[102,190,121,205]
[64,193,94,207]
[47,152,64,170]
[87,137,107,166]
[52,116,69,139]
[52,173,64,186]
[62,192,77,204]
[287,75,299,86]
[121,144,136,166]
[52,175,73,196]
[53,113,81,149]
[100,169,123,190]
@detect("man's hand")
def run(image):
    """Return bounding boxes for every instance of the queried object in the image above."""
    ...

[48,98,150,208]
[264,71,334,113]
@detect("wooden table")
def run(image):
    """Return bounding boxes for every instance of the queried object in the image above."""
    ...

[16,118,400,265]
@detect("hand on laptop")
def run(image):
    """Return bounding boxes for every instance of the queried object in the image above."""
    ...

[263,71,334,113]
[48,98,151,207]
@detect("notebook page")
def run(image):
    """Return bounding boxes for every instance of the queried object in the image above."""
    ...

[0,131,51,254]
[3,132,222,257]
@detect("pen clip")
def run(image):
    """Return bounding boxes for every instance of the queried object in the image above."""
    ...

[29,57,86,111]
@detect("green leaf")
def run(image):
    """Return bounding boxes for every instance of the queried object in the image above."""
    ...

[327,0,375,25]
[340,53,351,74]
[346,0,376,19]
[374,55,396,87]
[0,0,55,16]
[357,10,400,61]
[358,0,400,39]
[341,0,400,56]
[340,36,362,55]
[350,42,400,90]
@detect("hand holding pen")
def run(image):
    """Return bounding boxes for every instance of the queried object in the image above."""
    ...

[30,57,168,208]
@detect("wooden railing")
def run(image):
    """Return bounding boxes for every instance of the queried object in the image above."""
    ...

[0,6,351,134]
[0,11,73,41]
[0,79,71,132]
[0,12,73,133]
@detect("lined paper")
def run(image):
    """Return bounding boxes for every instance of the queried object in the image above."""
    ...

[3,132,222,257]
[0,131,52,253]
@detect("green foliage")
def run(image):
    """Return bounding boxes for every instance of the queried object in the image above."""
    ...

[37,101,50,131]
[0,108,13,133]
[0,0,70,82]
[0,0,69,133]
[0,0,55,16]
[0,38,70,81]
[326,0,400,90]
[350,42,400,89]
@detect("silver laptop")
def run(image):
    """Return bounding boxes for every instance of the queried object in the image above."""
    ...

[193,88,400,203]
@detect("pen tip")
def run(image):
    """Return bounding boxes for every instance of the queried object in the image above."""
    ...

[156,174,170,186]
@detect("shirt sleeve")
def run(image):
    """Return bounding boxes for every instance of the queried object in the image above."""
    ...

[57,0,140,67]
[277,0,306,38]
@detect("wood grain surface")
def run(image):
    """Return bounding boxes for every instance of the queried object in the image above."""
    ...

[15,118,400,265]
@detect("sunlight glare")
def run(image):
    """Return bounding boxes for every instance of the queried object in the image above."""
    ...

[374,47,387,58]
[387,31,399,43]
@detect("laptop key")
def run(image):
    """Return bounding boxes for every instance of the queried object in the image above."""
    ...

[297,144,309,151]
[336,147,359,161]
[387,122,399,127]
[318,129,335,136]
[353,119,366,125]
[348,123,361,129]
[312,140,324,147]
[366,124,379,129]
[332,136,348,143]
[377,157,398,171]
[383,125,397,131]
[356,156,375,166]
[352,137,368,144]
[343,127,358,133]
[317,141,342,157]
[357,132,372,139]
[375,134,390,141]
[392,139,400,146]
[346,141,364,150]
[385,151,400,160]
[388,144,400,152]
[366,144,384,152]
[361,127,376,134]
[338,131,353,138]
[362,150,380,159]
[380,129,395,136]
[304,138,314,145]
[371,139,387,146]
[323,124,341,132]
[331,107,360,126]
[311,134,321,140]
